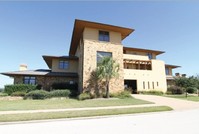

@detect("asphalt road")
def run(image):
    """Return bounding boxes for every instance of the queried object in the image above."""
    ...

[1,108,199,134]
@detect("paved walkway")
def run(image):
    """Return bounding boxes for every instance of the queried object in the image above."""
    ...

[132,94,199,111]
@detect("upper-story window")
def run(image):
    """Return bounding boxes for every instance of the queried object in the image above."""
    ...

[97,51,112,65]
[99,31,110,42]
[147,53,153,59]
[59,60,69,69]
[24,76,36,85]
[165,68,170,75]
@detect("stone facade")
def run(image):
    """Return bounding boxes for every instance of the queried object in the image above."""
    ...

[14,76,78,91]
[82,39,124,93]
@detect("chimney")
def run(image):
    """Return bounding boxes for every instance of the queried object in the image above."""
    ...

[182,74,186,77]
[175,73,180,77]
[19,64,27,71]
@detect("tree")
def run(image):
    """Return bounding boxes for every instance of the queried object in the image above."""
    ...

[96,57,119,98]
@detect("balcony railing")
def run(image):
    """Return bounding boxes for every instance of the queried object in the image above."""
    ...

[123,59,152,70]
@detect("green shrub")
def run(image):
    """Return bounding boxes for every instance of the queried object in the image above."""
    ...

[110,91,132,99]
[24,90,49,100]
[167,86,184,94]
[186,87,197,94]
[0,92,8,97]
[4,84,37,95]
[11,91,26,97]
[0,88,4,92]
[49,90,71,98]
[139,90,164,95]
[78,92,91,100]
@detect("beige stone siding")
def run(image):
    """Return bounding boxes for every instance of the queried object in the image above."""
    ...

[82,39,124,93]
[14,76,78,91]
[51,59,78,73]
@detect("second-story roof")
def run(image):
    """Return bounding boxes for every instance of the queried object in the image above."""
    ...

[165,64,181,69]
[43,55,78,69]
[69,19,134,56]
[123,47,165,55]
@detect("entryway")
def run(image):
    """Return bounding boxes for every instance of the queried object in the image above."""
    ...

[124,80,137,94]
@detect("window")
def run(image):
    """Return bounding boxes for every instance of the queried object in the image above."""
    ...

[99,31,109,42]
[143,81,145,89]
[148,81,150,89]
[147,53,153,59]
[59,61,69,69]
[152,82,154,89]
[157,82,159,87]
[24,76,36,85]
[97,51,112,65]
[165,68,170,75]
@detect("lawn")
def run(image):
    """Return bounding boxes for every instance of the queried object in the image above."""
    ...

[0,98,152,111]
[0,106,172,122]
[165,94,199,102]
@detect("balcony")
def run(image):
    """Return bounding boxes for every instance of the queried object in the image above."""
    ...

[124,59,152,70]
[123,54,149,61]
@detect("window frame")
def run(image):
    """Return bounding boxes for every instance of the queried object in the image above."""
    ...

[99,30,110,42]
[23,76,36,85]
[59,60,69,69]
[97,51,112,66]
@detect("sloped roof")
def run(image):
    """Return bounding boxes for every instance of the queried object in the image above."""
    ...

[123,47,165,55]
[165,64,181,69]
[69,19,134,55]
[42,55,78,69]
[1,69,78,77]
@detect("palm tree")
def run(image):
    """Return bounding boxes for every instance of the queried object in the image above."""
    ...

[96,57,119,98]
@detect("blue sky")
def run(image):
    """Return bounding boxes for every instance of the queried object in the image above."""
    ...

[0,1,199,88]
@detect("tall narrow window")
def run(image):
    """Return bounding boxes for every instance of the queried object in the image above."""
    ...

[59,61,69,69]
[143,81,145,89]
[165,68,170,75]
[24,76,36,85]
[157,82,159,87]
[97,51,112,66]
[99,31,110,42]
[152,82,154,89]
[148,81,150,89]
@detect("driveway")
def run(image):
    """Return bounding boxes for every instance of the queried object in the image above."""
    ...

[132,94,199,111]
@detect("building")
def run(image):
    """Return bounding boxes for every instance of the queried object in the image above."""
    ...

[1,19,179,93]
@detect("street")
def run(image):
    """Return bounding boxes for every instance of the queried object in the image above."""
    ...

[1,108,199,134]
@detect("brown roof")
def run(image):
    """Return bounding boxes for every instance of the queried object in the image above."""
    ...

[165,64,181,69]
[1,69,78,77]
[123,47,165,55]
[69,19,134,55]
[42,55,78,69]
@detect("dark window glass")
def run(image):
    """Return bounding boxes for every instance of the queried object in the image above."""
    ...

[23,76,36,85]
[59,61,69,69]
[99,31,110,42]
[165,68,170,75]
[97,51,112,65]
[147,53,153,59]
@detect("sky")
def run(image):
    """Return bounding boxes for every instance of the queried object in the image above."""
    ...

[0,1,199,88]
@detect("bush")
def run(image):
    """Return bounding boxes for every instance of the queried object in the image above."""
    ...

[51,82,78,97]
[139,90,164,95]
[78,92,91,100]
[110,91,132,99]
[11,91,26,97]
[0,88,4,92]
[0,92,8,97]
[4,84,37,95]
[49,90,71,98]
[167,86,184,95]
[186,87,197,94]
[24,90,49,100]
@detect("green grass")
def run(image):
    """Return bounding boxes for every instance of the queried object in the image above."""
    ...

[165,94,199,102]
[0,98,152,111]
[0,106,172,122]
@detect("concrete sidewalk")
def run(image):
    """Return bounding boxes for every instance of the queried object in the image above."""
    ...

[132,94,199,111]
[0,104,161,115]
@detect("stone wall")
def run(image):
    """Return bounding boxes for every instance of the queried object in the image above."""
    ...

[82,39,124,93]
[14,75,78,91]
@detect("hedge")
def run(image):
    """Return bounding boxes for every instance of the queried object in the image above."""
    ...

[4,84,37,95]
[24,90,50,100]
[49,90,71,98]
